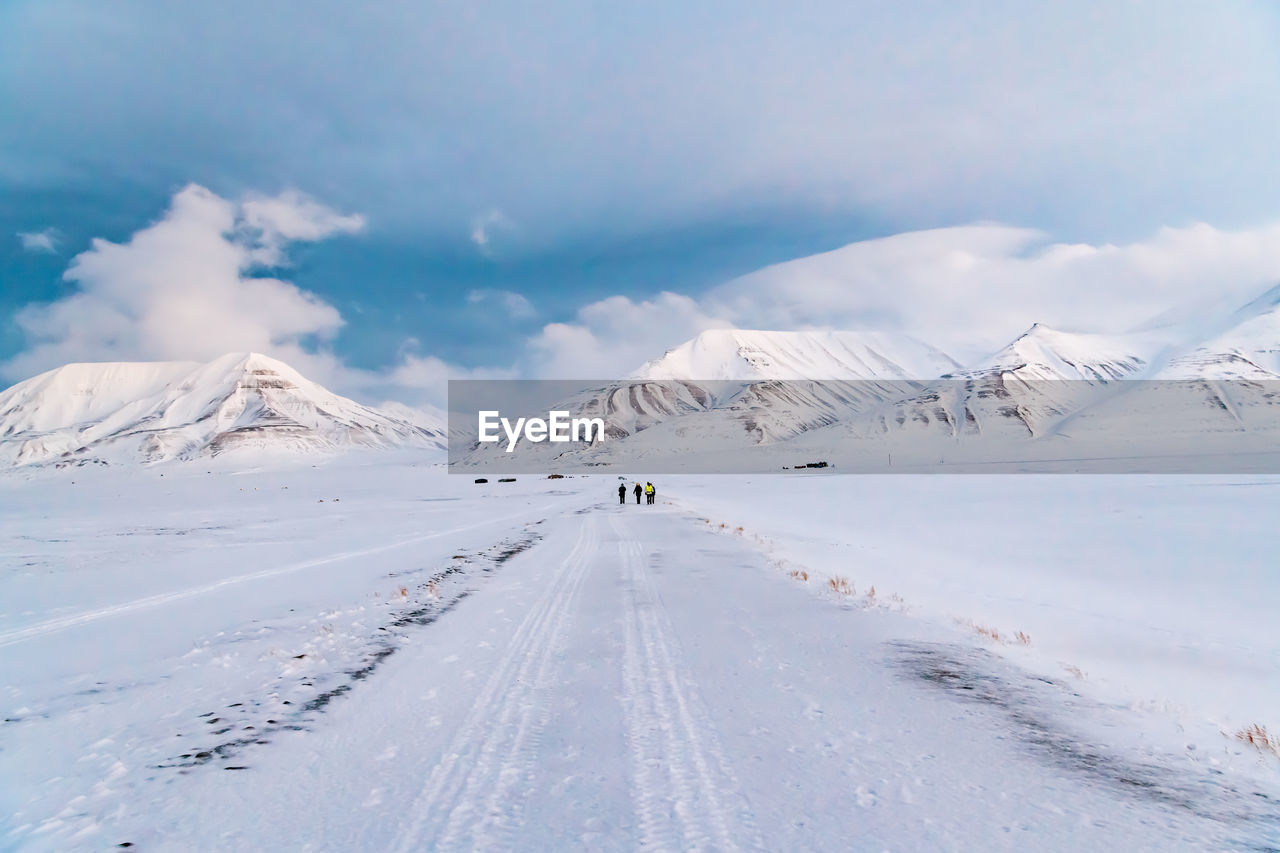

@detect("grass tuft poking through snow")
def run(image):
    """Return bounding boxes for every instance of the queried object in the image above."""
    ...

[1235,724,1280,758]
[828,576,854,596]
[1061,663,1087,680]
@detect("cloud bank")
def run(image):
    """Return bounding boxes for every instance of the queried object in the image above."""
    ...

[527,223,1280,374]
[4,1,1280,242]
[9,185,1280,403]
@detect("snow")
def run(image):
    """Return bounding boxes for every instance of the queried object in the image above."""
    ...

[963,324,1172,382]
[636,329,960,381]
[2,459,1278,850]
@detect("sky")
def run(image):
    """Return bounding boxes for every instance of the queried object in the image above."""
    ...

[4,0,1280,404]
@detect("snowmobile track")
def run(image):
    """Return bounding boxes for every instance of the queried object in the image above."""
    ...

[613,513,764,852]
[392,515,600,852]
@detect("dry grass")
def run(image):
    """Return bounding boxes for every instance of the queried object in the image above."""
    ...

[1061,663,1087,680]
[828,575,854,596]
[397,585,408,598]
[1236,724,1280,758]
[865,585,876,603]
[426,581,439,599]
[788,568,809,582]
[955,617,1031,647]
[972,624,1002,642]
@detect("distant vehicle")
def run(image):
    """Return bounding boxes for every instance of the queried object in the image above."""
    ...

[499,477,517,482]
[474,478,488,484]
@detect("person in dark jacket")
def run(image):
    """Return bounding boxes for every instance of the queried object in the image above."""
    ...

[618,483,627,504]
[633,482,643,504]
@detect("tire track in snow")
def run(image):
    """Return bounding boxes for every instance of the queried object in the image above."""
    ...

[0,500,569,648]
[613,513,764,852]
[393,515,599,853]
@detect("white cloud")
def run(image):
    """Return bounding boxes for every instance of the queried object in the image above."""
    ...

[17,228,59,253]
[469,209,514,255]
[3,184,356,382]
[0,184,504,409]
[521,222,1280,372]
[241,189,365,265]
[466,288,535,320]
[702,222,1280,357]
[526,292,732,378]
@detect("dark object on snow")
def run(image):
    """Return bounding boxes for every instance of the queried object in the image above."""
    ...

[474,478,488,484]
[547,473,565,479]
[804,461,829,469]
[618,483,627,504]
[498,477,517,483]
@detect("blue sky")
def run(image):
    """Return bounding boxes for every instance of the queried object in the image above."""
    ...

[4,1,1280,402]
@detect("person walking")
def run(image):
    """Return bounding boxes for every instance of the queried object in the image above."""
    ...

[645,482,655,504]
[618,483,627,505]
[633,482,643,504]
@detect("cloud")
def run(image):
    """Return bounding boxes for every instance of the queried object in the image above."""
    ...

[466,288,535,320]
[0,184,505,409]
[525,292,732,378]
[3,184,358,382]
[469,209,515,255]
[241,189,365,265]
[6,2,1279,242]
[702,222,1280,357]
[17,228,59,253]
[522,222,1280,371]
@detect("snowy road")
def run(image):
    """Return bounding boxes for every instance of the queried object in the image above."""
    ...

[86,496,1276,851]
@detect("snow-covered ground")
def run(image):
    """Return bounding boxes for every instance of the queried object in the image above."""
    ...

[2,458,1278,850]
[670,475,1280,753]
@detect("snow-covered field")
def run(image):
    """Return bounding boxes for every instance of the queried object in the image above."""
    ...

[2,457,1278,850]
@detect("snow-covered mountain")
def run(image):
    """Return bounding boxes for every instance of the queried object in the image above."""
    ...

[459,332,962,468]
[958,324,1166,383]
[1155,286,1280,380]
[635,329,959,381]
[456,286,1280,471]
[0,353,445,468]
[853,325,1174,441]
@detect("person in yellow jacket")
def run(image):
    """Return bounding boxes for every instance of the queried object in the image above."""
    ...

[644,482,655,504]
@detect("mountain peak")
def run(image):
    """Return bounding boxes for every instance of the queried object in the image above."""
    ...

[965,326,1165,382]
